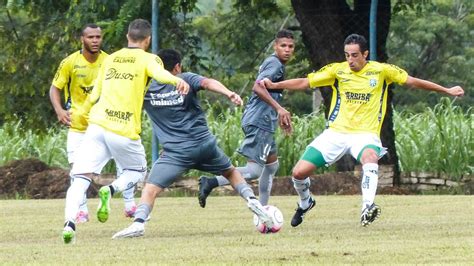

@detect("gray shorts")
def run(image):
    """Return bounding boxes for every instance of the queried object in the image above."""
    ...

[237,125,277,166]
[147,136,232,188]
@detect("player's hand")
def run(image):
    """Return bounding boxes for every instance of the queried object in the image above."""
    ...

[260,78,275,89]
[445,86,464,97]
[176,79,190,95]
[228,92,243,106]
[57,109,71,127]
[277,107,292,135]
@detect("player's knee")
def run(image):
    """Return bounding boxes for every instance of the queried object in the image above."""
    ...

[361,149,379,164]
[292,167,308,180]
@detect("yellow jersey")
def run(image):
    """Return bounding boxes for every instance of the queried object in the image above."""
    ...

[87,48,181,140]
[308,61,408,136]
[52,50,108,132]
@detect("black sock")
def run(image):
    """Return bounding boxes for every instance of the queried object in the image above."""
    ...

[109,185,115,196]
[64,221,76,231]
[134,218,145,223]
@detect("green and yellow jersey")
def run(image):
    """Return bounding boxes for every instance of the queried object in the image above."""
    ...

[52,50,108,132]
[308,61,408,136]
[87,48,181,140]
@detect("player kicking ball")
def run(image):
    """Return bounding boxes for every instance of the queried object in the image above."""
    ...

[261,33,464,227]
[112,49,273,239]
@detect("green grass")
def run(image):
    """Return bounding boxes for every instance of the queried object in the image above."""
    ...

[0,195,472,264]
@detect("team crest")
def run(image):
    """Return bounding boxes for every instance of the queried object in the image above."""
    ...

[369,79,377,87]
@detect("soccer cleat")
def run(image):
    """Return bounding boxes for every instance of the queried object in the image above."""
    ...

[291,197,316,227]
[62,226,75,244]
[124,205,137,218]
[198,176,213,208]
[247,198,274,232]
[112,222,145,239]
[360,203,381,226]
[75,211,89,224]
[97,186,111,223]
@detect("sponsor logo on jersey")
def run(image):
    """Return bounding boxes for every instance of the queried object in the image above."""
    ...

[148,90,184,106]
[345,92,372,104]
[113,57,136,63]
[74,65,86,69]
[365,71,381,76]
[105,109,133,122]
[105,68,135,81]
[80,86,93,94]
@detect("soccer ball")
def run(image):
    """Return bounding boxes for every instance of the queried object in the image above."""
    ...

[253,205,283,234]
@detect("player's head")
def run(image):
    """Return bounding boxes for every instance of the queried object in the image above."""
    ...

[273,29,295,64]
[343,33,369,72]
[158,49,182,74]
[81,23,102,54]
[127,19,152,49]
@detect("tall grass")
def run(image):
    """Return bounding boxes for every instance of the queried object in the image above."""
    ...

[394,98,473,179]
[1,99,471,178]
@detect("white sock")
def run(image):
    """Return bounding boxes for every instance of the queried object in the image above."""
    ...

[111,170,145,193]
[216,162,263,186]
[122,186,136,210]
[292,177,311,209]
[361,163,379,210]
[78,193,88,213]
[65,176,91,223]
[258,160,279,206]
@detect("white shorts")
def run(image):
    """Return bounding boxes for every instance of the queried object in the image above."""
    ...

[309,129,387,165]
[67,131,86,164]
[71,124,147,175]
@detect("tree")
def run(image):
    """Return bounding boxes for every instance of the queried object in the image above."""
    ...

[290,0,399,176]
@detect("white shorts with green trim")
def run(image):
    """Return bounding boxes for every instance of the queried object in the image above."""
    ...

[308,129,387,165]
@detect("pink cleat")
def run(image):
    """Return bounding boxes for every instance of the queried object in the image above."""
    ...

[124,205,137,218]
[75,211,89,224]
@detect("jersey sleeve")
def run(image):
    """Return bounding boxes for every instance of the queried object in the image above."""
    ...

[181,72,205,92]
[307,63,337,88]
[382,63,408,85]
[256,57,284,82]
[52,57,72,89]
[146,55,181,85]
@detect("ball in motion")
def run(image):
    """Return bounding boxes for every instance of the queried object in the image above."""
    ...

[253,205,283,234]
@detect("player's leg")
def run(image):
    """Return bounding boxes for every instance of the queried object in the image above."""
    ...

[116,166,137,218]
[113,154,187,239]
[67,131,89,223]
[98,132,147,223]
[351,135,386,226]
[64,125,111,243]
[258,153,279,206]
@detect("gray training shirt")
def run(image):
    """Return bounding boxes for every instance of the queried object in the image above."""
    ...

[144,72,210,150]
[241,54,285,133]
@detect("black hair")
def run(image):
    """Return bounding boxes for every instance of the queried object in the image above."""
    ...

[128,19,151,41]
[275,29,294,40]
[344,34,368,52]
[81,23,100,36]
[157,49,182,72]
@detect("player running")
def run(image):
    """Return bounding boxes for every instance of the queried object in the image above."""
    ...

[62,19,189,244]
[198,30,295,208]
[112,49,274,239]
[261,33,464,227]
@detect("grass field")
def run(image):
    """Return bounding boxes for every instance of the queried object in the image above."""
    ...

[0,195,472,264]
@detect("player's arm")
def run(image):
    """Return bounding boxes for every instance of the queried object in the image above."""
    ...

[261,77,310,91]
[253,81,292,135]
[201,78,242,106]
[404,76,464,97]
[49,85,71,126]
[148,56,189,95]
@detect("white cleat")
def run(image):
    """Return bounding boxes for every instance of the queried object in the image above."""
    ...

[112,222,145,239]
[247,198,274,232]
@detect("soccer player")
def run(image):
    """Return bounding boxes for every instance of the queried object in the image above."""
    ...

[112,49,274,239]
[261,33,464,227]
[49,24,136,223]
[62,19,190,244]
[198,30,295,207]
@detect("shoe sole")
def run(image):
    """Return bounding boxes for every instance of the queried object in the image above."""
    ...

[97,188,111,223]
[63,231,74,244]
[112,230,144,239]
[248,201,274,231]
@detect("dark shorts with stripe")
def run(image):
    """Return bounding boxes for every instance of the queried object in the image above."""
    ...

[237,125,277,166]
